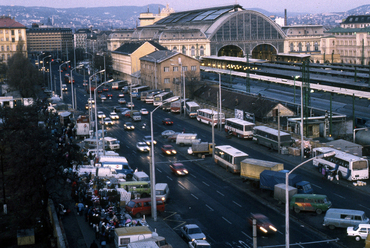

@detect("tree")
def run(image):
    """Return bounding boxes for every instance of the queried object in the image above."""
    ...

[6,52,42,97]
[185,70,201,99]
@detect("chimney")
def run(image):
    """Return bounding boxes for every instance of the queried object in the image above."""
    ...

[284,9,287,26]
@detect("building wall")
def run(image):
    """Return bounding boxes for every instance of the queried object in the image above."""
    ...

[160,40,210,59]
[111,52,132,83]
[0,17,27,63]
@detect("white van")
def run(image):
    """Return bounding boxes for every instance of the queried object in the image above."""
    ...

[323,208,370,229]
[133,171,150,182]
[176,133,200,146]
[103,137,120,150]
[155,183,169,202]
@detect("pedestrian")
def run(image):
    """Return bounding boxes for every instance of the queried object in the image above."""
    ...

[90,240,98,248]
[321,166,326,180]
[95,223,100,239]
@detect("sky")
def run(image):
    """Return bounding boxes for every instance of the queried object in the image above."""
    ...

[0,0,369,14]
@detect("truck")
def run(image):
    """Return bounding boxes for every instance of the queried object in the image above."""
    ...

[259,170,313,194]
[176,133,200,146]
[273,183,298,203]
[103,137,120,150]
[96,155,134,179]
[130,110,141,121]
[95,167,126,179]
[75,115,90,138]
[187,142,215,157]
[240,158,284,187]
[114,226,153,248]
[127,241,158,248]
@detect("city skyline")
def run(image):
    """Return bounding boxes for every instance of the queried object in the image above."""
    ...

[1,0,369,14]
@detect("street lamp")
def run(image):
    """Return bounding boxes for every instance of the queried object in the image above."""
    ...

[70,65,83,109]
[59,60,70,100]
[42,55,51,78]
[49,59,55,92]
[89,69,105,129]
[36,52,44,71]
[94,79,114,153]
[353,127,368,143]
[204,69,222,131]
[285,151,335,248]
[292,75,300,104]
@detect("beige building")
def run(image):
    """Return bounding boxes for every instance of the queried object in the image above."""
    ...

[322,15,370,65]
[0,16,27,63]
[107,29,135,52]
[139,4,175,27]
[111,41,167,84]
[140,50,200,95]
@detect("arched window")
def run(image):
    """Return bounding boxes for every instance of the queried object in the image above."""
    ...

[182,46,186,54]
[191,46,195,56]
[298,42,302,52]
[172,46,177,52]
[306,42,310,51]
[314,42,319,51]
[290,43,294,52]
[200,46,204,56]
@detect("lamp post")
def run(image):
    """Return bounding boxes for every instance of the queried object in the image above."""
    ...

[218,72,222,131]
[59,60,70,100]
[70,65,83,109]
[292,75,300,104]
[94,79,114,153]
[42,55,51,78]
[353,127,368,142]
[50,59,55,91]
[300,81,304,161]
[36,52,44,71]
[89,69,105,129]
[285,151,335,248]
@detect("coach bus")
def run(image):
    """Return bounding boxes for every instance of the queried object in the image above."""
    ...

[161,96,180,111]
[140,89,161,101]
[224,118,255,139]
[185,101,200,118]
[312,147,369,181]
[131,86,150,98]
[197,109,225,126]
[214,145,249,173]
[153,92,173,106]
[253,126,293,150]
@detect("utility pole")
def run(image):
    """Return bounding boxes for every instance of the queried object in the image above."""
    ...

[246,52,250,93]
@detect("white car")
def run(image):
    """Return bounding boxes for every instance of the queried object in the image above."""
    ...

[347,224,370,241]
[118,98,126,104]
[62,84,68,91]
[100,94,107,100]
[97,111,106,119]
[109,112,119,120]
[140,108,149,115]
[126,102,134,108]
[136,142,150,152]
[161,130,175,139]
[104,117,113,125]
[188,240,211,248]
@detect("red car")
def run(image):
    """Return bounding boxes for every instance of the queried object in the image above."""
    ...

[162,118,173,125]
[169,163,188,176]
[247,213,277,234]
[161,145,177,155]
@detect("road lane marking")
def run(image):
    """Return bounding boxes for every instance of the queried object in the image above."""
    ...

[206,204,214,211]
[178,184,185,190]
[191,194,198,200]
[217,191,224,196]
[312,183,322,189]
[359,204,370,211]
[166,176,173,181]
[241,231,251,239]
[232,201,242,207]
[156,168,162,173]
[202,181,209,186]
[222,216,232,224]
[334,193,345,199]
[190,174,197,178]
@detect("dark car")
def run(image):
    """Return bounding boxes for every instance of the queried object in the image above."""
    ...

[123,122,135,130]
[162,118,173,125]
[167,132,180,142]
[169,163,188,176]
[107,93,113,98]
[102,87,109,92]
[161,145,177,155]
[247,213,277,234]
[143,136,157,146]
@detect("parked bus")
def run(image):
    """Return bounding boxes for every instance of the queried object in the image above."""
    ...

[145,91,162,104]
[196,109,225,126]
[185,101,200,118]
[253,126,292,150]
[171,98,188,113]
[224,118,255,139]
[153,92,173,106]
[214,145,249,173]
[312,147,369,181]
[140,89,161,102]
[131,86,150,98]
[162,96,180,111]
[111,80,127,90]
[122,83,140,94]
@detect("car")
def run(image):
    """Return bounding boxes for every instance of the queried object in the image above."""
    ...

[62,84,68,91]
[82,81,88,87]
[97,88,103,93]
[161,145,177,155]
[118,93,125,98]
[126,102,134,108]
[180,224,206,242]
[102,87,109,92]
[123,122,135,130]
[136,142,150,152]
[140,108,149,115]
[104,117,113,125]
[100,94,107,100]
[143,135,157,146]
[113,106,128,112]
[169,163,188,176]
[347,223,370,241]
[122,109,131,117]
[87,98,95,104]
[189,240,211,248]
[167,132,180,142]
[97,111,106,119]
[162,118,173,125]
[109,112,119,120]
[107,93,113,98]
[247,213,277,234]
[161,130,175,139]
[118,98,126,104]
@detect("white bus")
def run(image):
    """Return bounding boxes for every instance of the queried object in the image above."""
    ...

[312,147,369,181]
[131,86,150,98]
[214,145,249,173]
[111,80,127,90]
[153,92,173,106]
[253,126,292,150]
[224,118,255,139]
[140,89,161,101]
[162,96,180,111]
[145,91,163,104]
[185,101,200,118]
[196,109,225,126]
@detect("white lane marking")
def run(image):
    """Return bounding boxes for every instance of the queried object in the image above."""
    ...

[178,184,185,190]
[241,231,251,239]
[217,191,224,196]
[277,230,284,235]
[166,176,173,181]
[191,194,198,200]
[222,216,232,224]
[359,204,370,211]
[206,204,214,211]
[312,183,322,189]
[190,174,197,178]
[233,201,242,207]
[156,168,162,173]
[334,193,345,199]
[202,181,209,186]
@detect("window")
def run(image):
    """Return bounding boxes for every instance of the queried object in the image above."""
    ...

[191,46,195,56]
[6,46,9,51]
[298,42,302,52]
[173,66,178,72]
[182,66,188,72]
[306,42,310,51]
[200,46,204,56]
[11,30,14,35]
[164,67,169,72]
[191,66,197,71]
[12,38,15,42]
[290,43,294,52]
[182,45,186,54]
[120,238,130,245]
[1,46,3,51]
[172,46,177,52]
[164,78,170,84]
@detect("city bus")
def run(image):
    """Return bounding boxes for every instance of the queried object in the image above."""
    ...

[214,145,249,173]
[224,118,255,139]
[131,85,150,98]
[122,83,139,94]
[253,126,293,150]
[111,80,127,90]
[145,91,163,104]
[140,89,161,102]
[312,147,369,181]
[153,92,173,106]
[196,109,225,126]
[170,98,188,113]
[185,101,200,118]
[162,96,180,111]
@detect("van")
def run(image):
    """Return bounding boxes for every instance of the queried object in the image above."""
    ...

[103,137,120,150]
[133,171,150,182]
[119,181,151,197]
[125,197,165,218]
[176,133,200,146]
[132,235,172,248]
[155,183,169,202]
[323,208,370,229]
[290,194,331,214]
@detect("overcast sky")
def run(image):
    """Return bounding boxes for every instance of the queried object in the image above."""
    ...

[1,0,369,14]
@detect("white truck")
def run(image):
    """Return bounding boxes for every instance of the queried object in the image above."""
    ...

[114,226,153,248]
[97,155,134,179]
[75,115,90,138]
[176,133,200,146]
[188,142,214,157]
[103,137,120,150]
